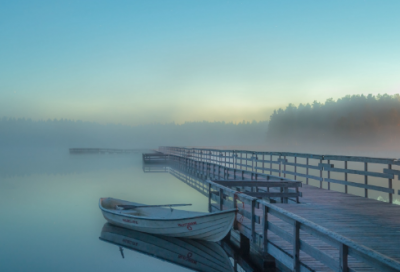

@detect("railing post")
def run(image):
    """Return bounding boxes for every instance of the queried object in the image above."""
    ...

[224,151,227,167]
[306,158,309,185]
[208,183,212,212]
[319,159,323,188]
[219,188,224,211]
[327,159,331,190]
[233,193,238,230]
[263,205,268,253]
[262,153,265,174]
[284,155,287,178]
[279,155,282,177]
[294,156,297,180]
[340,244,349,272]
[270,154,272,175]
[251,199,256,243]
[388,163,393,204]
[293,221,300,272]
[283,186,289,203]
[364,162,368,198]
[344,161,348,194]
[252,153,254,172]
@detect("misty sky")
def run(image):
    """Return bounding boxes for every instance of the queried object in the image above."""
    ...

[1,1,400,125]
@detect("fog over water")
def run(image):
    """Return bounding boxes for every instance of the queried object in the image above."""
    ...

[3,94,400,158]
[0,118,268,149]
[2,1,400,271]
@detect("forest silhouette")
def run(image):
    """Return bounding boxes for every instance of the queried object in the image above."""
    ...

[266,94,400,155]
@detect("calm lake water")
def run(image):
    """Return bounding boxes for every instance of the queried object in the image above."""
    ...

[0,149,213,272]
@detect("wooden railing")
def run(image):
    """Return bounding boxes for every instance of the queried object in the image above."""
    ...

[167,153,302,203]
[160,146,400,204]
[209,180,400,272]
[158,162,400,272]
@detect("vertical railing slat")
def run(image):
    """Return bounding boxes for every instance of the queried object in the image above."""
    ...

[251,199,256,243]
[219,188,224,211]
[364,162,368,198]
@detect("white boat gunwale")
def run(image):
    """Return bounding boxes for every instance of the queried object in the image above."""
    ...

[99,198,237,221]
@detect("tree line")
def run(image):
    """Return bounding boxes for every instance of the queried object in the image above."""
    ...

[266,94,400,153]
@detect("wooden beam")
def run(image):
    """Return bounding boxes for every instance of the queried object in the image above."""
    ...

[246,192,302,198]
[325,178,395,194]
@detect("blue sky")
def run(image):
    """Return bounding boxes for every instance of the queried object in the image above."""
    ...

[1,1,399,125]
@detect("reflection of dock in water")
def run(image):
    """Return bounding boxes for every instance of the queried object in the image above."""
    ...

[99,223,240,272]
[142,165,168,173]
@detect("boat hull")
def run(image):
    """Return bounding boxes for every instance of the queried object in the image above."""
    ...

[99,198,236,242]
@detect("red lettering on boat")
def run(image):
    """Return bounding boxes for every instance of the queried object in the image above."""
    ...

[178,221,197,230]
[122,218,138,224]
[178,252,197,264]
[122,239,138,247]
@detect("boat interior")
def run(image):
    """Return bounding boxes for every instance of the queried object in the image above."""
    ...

[100,198,206,219]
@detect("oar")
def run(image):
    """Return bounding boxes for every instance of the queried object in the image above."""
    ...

[116,204,192,210]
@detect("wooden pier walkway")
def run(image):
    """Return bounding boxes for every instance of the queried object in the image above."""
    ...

[148,147,400,272]
[269,184,400,271]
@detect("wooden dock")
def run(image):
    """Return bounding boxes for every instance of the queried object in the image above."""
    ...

[144,147,400,272]
[142,153,169,163]
[69,148,147,154]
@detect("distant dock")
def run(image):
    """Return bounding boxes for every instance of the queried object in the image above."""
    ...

[142,153,169,163]
[69,148,147,154]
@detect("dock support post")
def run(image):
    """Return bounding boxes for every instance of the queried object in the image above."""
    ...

[239,233,250,256]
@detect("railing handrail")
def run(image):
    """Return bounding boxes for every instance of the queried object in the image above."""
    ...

[208,177,400,271]
[160,146,400,201]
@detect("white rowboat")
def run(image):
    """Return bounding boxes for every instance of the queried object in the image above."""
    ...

[99,197,236,242]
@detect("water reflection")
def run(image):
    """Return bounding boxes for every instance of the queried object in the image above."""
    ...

[99,223,235,272]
